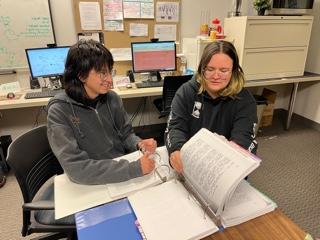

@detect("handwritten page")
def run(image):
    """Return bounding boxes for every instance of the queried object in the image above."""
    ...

[129,180,219,240]
[110,48,132,61]
[123,0,154,19]
[154,24,177,41]
[104,19,124,31]
[129,23,148,37]
[103,0,123,20]
[123,1,140,18]
[181,128,260,216]
[140,1,154,19]
[79,2,102,30]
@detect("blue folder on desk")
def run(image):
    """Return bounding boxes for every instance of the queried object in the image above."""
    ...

[75,198,142,240]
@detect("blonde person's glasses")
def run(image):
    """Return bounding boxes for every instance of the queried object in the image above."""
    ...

[203,67,232,78]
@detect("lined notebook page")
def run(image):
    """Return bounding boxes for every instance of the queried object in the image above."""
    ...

[128,180,219,240]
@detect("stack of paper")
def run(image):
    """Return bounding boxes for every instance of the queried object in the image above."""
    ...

[221,180,277,227]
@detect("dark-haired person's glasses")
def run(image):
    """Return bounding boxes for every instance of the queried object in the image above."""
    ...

[203,67,232,78]
[98,69,116,81]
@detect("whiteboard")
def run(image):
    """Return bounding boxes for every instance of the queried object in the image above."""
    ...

[0,0,55,70]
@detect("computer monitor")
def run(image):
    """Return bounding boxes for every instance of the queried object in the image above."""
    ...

[131,41,176,81]
[25,46,70,79]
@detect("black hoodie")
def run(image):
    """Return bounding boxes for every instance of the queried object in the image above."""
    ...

[165,76,258,155]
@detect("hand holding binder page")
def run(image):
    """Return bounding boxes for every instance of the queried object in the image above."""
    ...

[47,39,157,186]
[165,40,258,173]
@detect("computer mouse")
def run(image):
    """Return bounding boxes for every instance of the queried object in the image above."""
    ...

[6,92,15,99]
[126,83,132,89]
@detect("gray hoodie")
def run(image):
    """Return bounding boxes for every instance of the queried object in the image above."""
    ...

[47,91,142,185]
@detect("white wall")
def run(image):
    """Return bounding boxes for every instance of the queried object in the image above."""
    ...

[50,0,77,46]
[181,0,250,38]
[296,0,320,124]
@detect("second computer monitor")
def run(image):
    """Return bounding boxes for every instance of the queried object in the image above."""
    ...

[25,46,70,79]
[131,41,176,81]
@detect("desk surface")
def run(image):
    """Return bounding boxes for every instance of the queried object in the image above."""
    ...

[0,86,162,110]
[1,72,320,110]
[205,209,306,240]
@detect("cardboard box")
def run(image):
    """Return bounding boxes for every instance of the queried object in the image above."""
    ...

[256,104,266,135]
[260,88,277,127]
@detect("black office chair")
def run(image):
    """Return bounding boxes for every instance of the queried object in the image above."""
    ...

[153,74,193,118]
[6,125,76,240]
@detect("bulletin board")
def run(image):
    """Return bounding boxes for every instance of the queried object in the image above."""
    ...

[72,0,181,74]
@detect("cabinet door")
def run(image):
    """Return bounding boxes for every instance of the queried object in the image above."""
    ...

[242,47,307,80]
[245,19,312,48]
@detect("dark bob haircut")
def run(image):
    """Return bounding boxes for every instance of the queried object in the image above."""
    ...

[63,39,114,102]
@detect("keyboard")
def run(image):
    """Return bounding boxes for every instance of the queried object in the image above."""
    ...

[135,81,163,88]
[25,89,64,99]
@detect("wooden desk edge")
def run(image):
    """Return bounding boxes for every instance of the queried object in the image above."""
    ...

[204,209,306,240]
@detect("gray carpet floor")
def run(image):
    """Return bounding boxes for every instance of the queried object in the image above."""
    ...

[249,110,320,238]
[0,109,319,239]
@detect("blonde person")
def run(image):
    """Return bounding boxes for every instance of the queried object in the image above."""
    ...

[47,39,156,184]
[165,40,257,173]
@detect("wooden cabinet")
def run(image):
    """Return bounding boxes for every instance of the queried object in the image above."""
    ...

[224,16,313,80]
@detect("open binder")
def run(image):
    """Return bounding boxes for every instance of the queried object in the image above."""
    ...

[54,146,174,219]
[56,129,276,239]
[106,149,173,199]
[128,129,276,240]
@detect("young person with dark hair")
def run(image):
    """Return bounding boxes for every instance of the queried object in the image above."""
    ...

[47,39,156,185]
[165,40,257,173]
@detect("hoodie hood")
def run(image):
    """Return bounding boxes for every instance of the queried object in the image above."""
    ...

[47,92,88,110]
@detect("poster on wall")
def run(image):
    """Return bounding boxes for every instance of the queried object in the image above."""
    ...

[104,20,124,31]
[123,0,154,19]
[103,0,124,31]
[103,0,123,21]
[130,23,148,36]
[154,24,176,41]
[79,2,102,30]
[156,2,179,22]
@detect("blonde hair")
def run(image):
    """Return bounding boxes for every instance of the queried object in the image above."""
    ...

[196,40,245,98]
